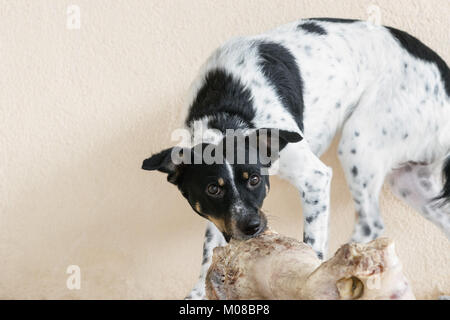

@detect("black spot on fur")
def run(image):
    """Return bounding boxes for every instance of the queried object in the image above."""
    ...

[417,168,430,178]
[258,41,304,131]
[304,235,315,245]
[186,69,256,131]
[306,216,315,224]
[351,166,358,177]
[400,189,411,198]
[304,199,319,205]
[298,22,327,35]
[374,221,383,230]
[205,228,212,242]
[420,180,432,191]
[387,26,450,96]
[363,224,371,236]
[354,131,360,137]
[434,85,439,95]
[335,102,341,108]
[351,149,356,154]
[202,249,209,264]
[304,45,312,56]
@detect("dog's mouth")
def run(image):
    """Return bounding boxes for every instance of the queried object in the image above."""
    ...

[226,211,268,242]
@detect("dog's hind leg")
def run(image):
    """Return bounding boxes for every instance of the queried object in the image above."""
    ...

[338,144,389,243]
[185,222,227,300]
[389,163,450,239]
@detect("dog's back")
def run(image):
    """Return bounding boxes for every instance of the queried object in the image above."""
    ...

[185,19,449,158]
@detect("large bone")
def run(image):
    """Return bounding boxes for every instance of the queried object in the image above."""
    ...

[206,230,415,300]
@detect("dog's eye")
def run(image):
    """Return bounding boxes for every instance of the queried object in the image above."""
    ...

[206,183,223,197]
[248,174,260,187]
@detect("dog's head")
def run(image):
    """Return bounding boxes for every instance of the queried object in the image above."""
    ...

[142,128,302,241]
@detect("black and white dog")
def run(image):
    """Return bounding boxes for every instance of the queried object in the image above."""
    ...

[142,18,450,299]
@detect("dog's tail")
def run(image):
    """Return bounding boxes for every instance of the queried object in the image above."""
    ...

[434,156,450,206]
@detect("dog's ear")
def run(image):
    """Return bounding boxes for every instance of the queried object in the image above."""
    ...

[250,128,302,160]
[142,147,186,185]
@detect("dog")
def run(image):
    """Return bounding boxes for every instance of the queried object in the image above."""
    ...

[142,18,450,299]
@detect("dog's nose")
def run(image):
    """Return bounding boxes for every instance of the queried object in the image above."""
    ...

[242,217,261,236]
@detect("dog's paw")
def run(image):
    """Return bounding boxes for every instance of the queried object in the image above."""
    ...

[184,285,206,300]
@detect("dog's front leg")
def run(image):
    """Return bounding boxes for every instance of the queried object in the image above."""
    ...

[278,143,332,259]
[185,221,227,300]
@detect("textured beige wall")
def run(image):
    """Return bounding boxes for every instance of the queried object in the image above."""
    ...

[0,0,449,299]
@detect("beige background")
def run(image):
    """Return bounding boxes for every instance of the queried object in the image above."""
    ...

[0,0,449,299]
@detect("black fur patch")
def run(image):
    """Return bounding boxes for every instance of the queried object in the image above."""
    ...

[387,27,450,96]
[303,235,315,245]
[258,41,304,131]
[434,156,450,205]
[298,22,327,35]
[362,223,371,236]
[310,18,358,24]
[186,69,256,129]
[351,166,358,177]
